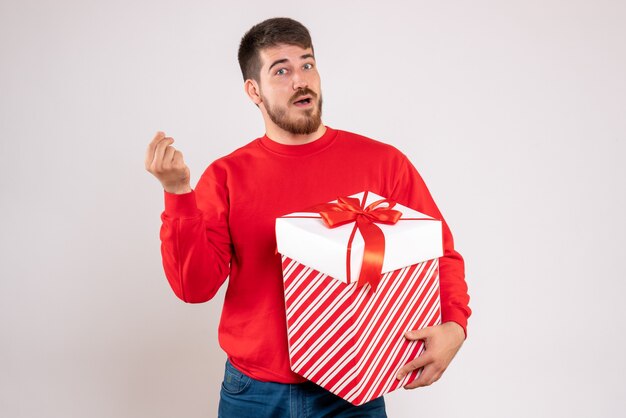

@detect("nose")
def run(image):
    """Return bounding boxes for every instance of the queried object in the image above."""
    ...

[292,69,308,90]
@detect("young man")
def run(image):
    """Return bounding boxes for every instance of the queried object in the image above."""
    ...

[145,17,471,417]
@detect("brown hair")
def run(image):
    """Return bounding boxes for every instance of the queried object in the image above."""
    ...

[238,17,313,82]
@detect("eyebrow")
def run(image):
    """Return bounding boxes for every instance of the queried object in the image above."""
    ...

[268,53,315,73]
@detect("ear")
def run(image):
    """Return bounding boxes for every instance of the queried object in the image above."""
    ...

[244,79,262,106]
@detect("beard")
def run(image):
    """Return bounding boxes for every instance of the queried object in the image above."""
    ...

[262,88,323,135]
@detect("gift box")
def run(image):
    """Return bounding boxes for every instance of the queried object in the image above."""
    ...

[275,191,444,405]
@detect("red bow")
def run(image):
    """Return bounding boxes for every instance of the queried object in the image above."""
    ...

[306,193,402,290]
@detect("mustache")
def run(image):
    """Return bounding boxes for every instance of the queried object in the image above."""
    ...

[290,88,318,102]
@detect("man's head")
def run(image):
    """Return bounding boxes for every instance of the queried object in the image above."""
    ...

[238,17,314,83]
[238,18,323,137]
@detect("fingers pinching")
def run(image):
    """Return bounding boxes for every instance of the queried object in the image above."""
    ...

[172,150,185,167]
[145,132,191,193]
[153,137,175,172]
[163,143,176,165]
[145,131,167,169]
[146,132,168,168]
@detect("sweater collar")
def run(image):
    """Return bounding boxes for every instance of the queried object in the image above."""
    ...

[258,126,338,156]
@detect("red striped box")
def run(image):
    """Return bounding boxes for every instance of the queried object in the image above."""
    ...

[276,191,443,405]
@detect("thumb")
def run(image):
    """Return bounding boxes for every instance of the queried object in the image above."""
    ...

[404,327,431,341]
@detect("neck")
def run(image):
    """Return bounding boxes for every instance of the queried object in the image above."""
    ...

[264,123,327,145]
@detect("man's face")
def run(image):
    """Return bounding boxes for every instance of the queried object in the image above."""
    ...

[256,44,323,135]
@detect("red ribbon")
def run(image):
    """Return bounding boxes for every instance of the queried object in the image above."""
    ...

[305,192,402,290]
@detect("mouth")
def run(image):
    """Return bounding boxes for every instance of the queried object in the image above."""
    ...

[292,95,314,107]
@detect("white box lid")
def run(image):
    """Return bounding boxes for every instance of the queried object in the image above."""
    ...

[275,191,443,284]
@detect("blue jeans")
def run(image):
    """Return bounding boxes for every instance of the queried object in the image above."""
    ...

[218,360,387,418]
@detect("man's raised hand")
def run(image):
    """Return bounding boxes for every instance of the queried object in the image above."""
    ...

[145,131,192,194]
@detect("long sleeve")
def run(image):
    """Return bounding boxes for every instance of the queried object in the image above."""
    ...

[159,165,233,303]
[390,155,472,337]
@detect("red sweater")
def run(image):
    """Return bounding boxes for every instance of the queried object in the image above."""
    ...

[159,126,471,383]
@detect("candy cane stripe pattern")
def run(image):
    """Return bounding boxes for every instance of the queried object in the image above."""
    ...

[282,255,441,405]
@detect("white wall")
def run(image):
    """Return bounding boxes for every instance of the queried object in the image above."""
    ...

[1,0,625,417]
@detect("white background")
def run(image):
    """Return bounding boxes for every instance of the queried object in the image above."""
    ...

[1,0,625,417]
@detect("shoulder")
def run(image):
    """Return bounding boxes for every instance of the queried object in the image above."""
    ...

[198,136,264,183]
[334,127,409,164]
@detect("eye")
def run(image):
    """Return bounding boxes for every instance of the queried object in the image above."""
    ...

[303,63,314,70]
[275,68,287,75]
